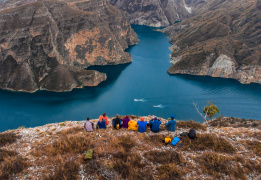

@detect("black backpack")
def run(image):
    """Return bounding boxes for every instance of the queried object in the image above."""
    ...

[188,129,196,139]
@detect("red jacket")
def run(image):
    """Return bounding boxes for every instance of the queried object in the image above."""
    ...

[99,115,109,125]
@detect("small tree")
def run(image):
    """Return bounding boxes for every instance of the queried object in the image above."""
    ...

[203,101,220,120]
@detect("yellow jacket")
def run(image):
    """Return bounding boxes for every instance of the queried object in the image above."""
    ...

[128,120,138,130]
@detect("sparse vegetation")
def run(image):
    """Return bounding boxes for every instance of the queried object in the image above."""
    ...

[180,133,236,153]
[198,152,246,179]
[0,117,260,179]
[203,102,220,119]
[177,120,207,130]
[0,149,29,179]
[144,150,184,165]
[0,132,21,147]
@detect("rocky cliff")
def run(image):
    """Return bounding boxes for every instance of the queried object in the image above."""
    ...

[108,0,203,27]
[0,0,138,92]
[163,0,261,84]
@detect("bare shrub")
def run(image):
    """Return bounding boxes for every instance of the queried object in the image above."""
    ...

[197,152,246,179]
[177,120,207,130]
[180,133,236,153]
[144,150,184,165]
[0,132,21,147]
[0,149,29,179]
[157,164,183,179]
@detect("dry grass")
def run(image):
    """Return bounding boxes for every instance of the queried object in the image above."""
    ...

[180,133,236,153]
[1,120,260,179]
[244,140,261,157]
[43,134,94,156]
[0,149,29,179]
[143,134,166,147]
[111,135,136,151]
[197,152,246,179]
[43,156,80,180]
[144,150,184,165]
[210,117,261,129]
[157,164,184,179]
[0,132,21,147]
[177,120,207,130]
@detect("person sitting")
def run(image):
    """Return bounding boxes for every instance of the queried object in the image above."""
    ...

[99,113,109,126]
[122,115,130,128]
[166,115,177,132]
[97,118,106,129]
[147,117,154,130]
[149,117,161,133]
[137,117,147,133]
[84,117,94,132]
[112,114,122,129]
[128,117,138,131]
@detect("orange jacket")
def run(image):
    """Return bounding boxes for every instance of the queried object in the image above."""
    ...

[99,115,109,125]
[128,120,138,130]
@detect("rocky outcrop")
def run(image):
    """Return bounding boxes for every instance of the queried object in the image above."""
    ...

[108,0,202,27]
[163,0,261,84]
[0,0,138,92]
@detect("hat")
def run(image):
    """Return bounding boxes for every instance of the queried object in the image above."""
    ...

[171,115,175,119]
[140,117,145,121]
[154,117,157,120]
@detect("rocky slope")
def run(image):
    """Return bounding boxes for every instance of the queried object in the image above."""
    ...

[0,116,260,179]
[162,0,261,84]
[0,0,138,92]
[108,0,204,27]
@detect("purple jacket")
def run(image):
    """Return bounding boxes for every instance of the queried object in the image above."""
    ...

[122,117,130,128]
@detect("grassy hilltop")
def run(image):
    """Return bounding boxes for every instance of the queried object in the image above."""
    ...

[0,116,261,179]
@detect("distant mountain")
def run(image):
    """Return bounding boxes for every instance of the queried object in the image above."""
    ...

[0,0,138,92]
[108,0,203,27]
[162,0,261,84]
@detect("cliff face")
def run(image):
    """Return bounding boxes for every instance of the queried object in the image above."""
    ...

[163,0,261,84]
[108,0,203,27]
[0,0,138,92]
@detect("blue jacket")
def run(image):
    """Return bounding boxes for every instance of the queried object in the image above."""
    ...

[166,119,177,131]
[98,120,106,129]
[150,120,161,132]
[137,121,147,133]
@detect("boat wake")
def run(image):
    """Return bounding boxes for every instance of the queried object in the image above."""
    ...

[134,98,147,102]
[152,104,165,108]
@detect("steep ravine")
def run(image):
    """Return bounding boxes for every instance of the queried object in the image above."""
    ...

[0,0,138,92]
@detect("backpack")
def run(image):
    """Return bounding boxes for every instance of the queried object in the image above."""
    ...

[188,129,196,139]
[165,136,172,144]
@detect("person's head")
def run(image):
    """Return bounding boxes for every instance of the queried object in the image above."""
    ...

[171,115,175,120]
[132,116,135,120]
[154,117,157,120]
[87,117,90,121]
[116,114,119,118]
[140,117,145,121]
[125,115,129,119]
[103,113,106,117]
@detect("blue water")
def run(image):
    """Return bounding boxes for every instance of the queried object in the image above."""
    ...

[0,25,261,132]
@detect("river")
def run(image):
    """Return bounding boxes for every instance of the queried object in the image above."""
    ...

[0,25,261,132]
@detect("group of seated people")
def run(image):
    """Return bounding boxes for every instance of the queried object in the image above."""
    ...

[84,113,177,133]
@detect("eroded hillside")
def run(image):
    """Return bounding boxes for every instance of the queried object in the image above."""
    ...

[0,0,138,92]
[163,0,261,84]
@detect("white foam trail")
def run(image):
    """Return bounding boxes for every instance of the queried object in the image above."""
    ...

[152,104,165,108]
[134,98,146,102]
